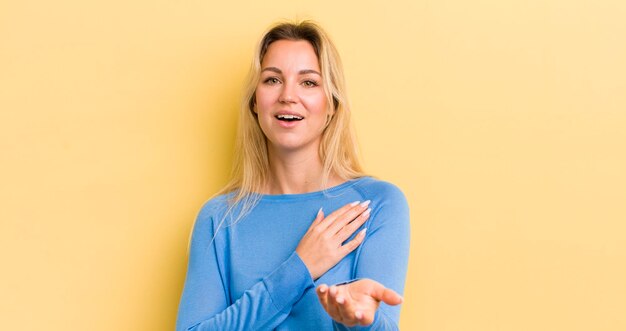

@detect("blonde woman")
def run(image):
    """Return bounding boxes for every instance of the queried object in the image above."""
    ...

[176,21,410,330]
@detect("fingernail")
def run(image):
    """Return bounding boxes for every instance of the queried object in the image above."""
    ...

[363,208,371,217]
[360,200,371,207]
[359,228,367,237]
[350,201,360,207]
[317,207,323,216]
[319,285,327,293]
[336,296,344,304]
[355,311,363,319]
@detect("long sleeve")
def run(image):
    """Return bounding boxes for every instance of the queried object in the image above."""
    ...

[333,182,411,331]
[176,203,315,331]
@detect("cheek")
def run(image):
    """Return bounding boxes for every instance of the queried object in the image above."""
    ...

[302,96,328,128]
[254,88,277,136]
[302,92,328,114]
[255,86,275,113]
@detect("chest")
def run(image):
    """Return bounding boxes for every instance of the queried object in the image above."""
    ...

[221,201,359,302]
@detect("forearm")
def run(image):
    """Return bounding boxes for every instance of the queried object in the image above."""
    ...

[333,185,410,330]
[178,252,314,331]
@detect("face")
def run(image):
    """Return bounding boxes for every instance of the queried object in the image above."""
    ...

[255,39,329,153]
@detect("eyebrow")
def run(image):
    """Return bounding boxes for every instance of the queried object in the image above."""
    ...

[261,67,321,76]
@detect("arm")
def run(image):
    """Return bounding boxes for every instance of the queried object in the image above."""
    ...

[320,184,411,330]
[176,200,372,331]
[176,206,314,331]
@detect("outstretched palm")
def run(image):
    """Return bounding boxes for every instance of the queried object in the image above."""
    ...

[316,278,403,327]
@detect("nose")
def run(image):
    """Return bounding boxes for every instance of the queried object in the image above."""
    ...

[278,82,297,104]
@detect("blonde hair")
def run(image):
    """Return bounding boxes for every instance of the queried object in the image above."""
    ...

[216,20,365,226]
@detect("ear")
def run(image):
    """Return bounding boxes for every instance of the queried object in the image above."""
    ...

[324,109,334,128]
[249,98,257,114]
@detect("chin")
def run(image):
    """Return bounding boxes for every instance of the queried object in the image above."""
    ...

[268,138,318,153]
[272,142,306,152]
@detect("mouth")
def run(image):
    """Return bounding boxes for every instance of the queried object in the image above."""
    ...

[275,114,304,122]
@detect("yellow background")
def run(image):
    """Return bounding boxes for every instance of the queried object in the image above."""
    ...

[1,0,625,330]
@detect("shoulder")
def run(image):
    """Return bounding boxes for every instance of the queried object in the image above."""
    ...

[352,176,408,204]
[352,177,410,228]
[198,194,230,218]
[191,193,232,237]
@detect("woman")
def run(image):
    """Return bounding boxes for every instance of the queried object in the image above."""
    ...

[176,21,410,330]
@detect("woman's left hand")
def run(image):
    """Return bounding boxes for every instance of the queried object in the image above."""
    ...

[316,278,403,327]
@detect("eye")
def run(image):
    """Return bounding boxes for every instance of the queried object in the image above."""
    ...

[263,77,281,85]
[302,80,319,88]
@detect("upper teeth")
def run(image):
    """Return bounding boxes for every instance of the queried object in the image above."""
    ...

[277,114,303,120]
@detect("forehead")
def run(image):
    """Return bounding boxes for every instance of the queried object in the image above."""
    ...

[261,39,320,70]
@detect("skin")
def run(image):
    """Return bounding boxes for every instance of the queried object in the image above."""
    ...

[317,280,403,326]
[255,39,334,195]
[255,39,402,327]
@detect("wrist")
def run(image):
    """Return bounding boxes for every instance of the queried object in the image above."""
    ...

[295,251,319,280]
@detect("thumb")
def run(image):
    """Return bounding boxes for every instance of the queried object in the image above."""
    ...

[370,285,403,306]
[380,288,403,305]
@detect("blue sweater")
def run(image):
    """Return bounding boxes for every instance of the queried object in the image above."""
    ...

[176,177,410,330]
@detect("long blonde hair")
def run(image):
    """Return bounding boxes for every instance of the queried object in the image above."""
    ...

[216,20,365,226]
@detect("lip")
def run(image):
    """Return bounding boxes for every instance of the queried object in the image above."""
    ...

[273,110,304,129]
[276,118,300,128]
[274,110,305,118]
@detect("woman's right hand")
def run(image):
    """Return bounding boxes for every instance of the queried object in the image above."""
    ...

[296,200,371,280]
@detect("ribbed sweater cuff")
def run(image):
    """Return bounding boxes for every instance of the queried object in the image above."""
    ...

[263,251,314,312]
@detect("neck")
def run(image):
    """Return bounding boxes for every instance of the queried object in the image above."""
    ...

[264,144,341,195]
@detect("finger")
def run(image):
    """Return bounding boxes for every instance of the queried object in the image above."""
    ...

[355,310,364,324]
[316,284,330,309]
[317,201,360,230]
[370,284,403,306]
[310,207,325,227]
[326,285,343,322]
[327,200,371,234]
[381,288,403,305]
[339,227,367,255]
[355,309,375,326]
[331,286,350,323]
[336,208,370,242]
[335,287,359,325]
[328,285,344,320]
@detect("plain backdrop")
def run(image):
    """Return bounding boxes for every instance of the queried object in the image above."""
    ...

[1,0,625,330]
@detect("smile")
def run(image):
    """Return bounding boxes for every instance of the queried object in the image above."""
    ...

[275,114,304,121]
